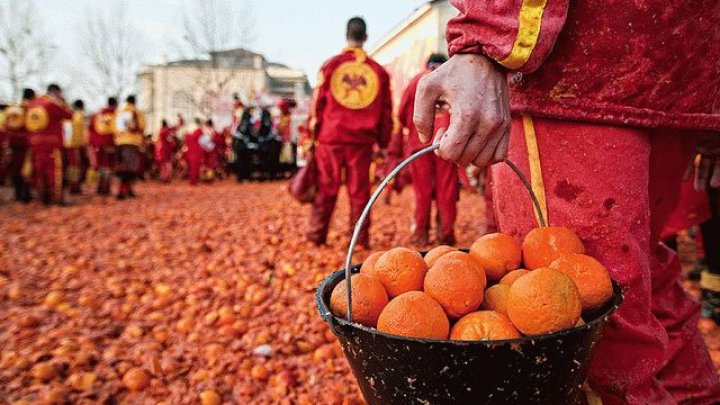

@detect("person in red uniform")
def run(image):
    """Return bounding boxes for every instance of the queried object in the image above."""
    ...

[114,95,145,199]
[89,97,117,195]
[184,118,205,185]
[392,54,458,246]
[26,84,73,205]
[413,1,720,403]
[307,17,393,248]
[4,89,35,202]
[155,114,183,183]
[202,119,218,181]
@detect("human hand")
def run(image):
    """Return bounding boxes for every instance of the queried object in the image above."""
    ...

[694,137,720,191]
[413,54,510,167]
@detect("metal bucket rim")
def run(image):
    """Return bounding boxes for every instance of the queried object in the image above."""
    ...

[317,265,623,346]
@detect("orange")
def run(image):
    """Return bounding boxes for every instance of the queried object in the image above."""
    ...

[522,226,585,269]
[424,258,486,319]
[377,291,449,340]
[433,251,486,280]
[498,269,530,286]
[469,233,522,281]
[450,311,521,341]
[372,247,428,298]
[424,245,457,267]
[359,251,385,274]
[506,268,581,335]
[480,284,510,315]
[550,253,613,311]
[330,273,389,327]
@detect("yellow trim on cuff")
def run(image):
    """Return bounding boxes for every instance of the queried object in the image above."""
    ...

[522,115,549,226]
[499,0,548,70]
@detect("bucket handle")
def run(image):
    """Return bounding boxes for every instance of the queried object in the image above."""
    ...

[343,144,546,323]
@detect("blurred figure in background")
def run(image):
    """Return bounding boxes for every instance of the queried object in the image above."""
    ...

[202,119,218,182]
[89,97,117,196]
[392,53,458,246]
[64,99,87,195]
[4,88,35,202]
[184,118,205,185]
[155,115,183,183]
[114,95,145,199]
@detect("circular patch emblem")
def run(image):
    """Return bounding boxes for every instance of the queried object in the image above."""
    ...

[5,107,25,131]
[26,106,49,133]
[330,61,379,110]
[95,113,115,135]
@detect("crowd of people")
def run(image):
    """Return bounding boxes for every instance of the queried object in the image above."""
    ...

[0,86,300,204]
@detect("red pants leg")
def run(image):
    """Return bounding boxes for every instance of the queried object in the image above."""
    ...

[66,147,82,193]
[434,155,459,242]
[308,144,343,244]
[344,146,373,246]
[33,147,63,204]
[649,131,720,404]
[491,116,709,404]
[409,152,435,237]
[484,169,498,234]
[187,158,201,185]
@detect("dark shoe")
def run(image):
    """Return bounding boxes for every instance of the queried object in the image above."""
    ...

[128,190,137,198]
[439,233,456,246]
[410,231,429,247]
[116,193,126,200]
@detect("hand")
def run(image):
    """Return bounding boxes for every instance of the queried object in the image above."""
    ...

[694,137,720,191]
[414,54,511,167]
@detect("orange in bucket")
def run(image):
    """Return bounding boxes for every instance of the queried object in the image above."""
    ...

[371,247,427,298]
[480,284,510,315]
[424,245,457,267]
[499,269,530,286]
[424,257,486,319]
[377,291,449,339]
[450,311,521,341]
[506,267,582,335]
[433,251,485,280]
[550,253,613,311]
[330,273,389,328]
[522,226,584,269]
[469,233,521,281]
[359,251,385,274]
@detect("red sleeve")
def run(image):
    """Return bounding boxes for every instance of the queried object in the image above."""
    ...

[447,0,568,73]
[51,101,73,121]
[377,68,393,149]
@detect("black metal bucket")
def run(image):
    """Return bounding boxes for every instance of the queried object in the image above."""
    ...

[315,145,623,404]
[317,265,623,405]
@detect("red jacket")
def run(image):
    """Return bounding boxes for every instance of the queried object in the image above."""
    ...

[184,128,203,162]
[155,127,176,162]
[447,0,720,131]
[89,107,116,148]
[392,69,452,157]
[309,46,393,148]
[26,95,72,148]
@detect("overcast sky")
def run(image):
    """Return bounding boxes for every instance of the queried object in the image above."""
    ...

[33,0,430,101]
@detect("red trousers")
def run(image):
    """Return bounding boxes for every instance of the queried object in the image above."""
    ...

[490,116,720,404]
[308,144,373,245]
[32,146,64,204]
[408,151,459,240]
[65,147,86,192]
[186,157,201,185]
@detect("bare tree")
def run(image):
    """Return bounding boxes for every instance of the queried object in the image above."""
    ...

[0,0,53,99]
[177,0,255,114]
[76,1,141,101]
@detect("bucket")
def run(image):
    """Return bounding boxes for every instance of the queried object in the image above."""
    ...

[315,145,623,404]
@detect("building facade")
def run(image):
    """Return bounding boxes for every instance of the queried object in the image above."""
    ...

[137,48,311,133]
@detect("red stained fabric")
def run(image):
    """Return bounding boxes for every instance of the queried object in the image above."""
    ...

[447,0,720,131]
[490,116,720,404]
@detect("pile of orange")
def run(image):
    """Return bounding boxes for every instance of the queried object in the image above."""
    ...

[329,226,614,341]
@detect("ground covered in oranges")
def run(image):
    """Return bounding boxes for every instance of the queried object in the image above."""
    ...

[0,180,717,404]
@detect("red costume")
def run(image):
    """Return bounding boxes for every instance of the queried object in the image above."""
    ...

[114,102,145,198]
[394,69,459,245]
[155,125,176,182]
[3,104,32,202]
[307,46,393,246]
[26,95,72,204]
[448,0,720,402]
[89,107,116,195]
[184,127,204,185]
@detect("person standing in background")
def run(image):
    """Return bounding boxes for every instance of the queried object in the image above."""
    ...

[306,17,393,248]
[114,95,145,199]
[4,88,35,203]
[89,97,118,196]
[184,118,204,186]
[64,99,87,195]
[391,54,458,246]
[155,115,183,183]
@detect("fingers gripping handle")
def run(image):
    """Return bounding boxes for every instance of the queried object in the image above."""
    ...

[342,145,546,323]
